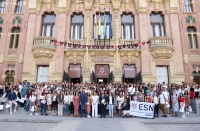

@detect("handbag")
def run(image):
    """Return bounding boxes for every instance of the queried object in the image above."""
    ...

[31,106,34,112]
[188,106,192,112]
[2,93,6,98]
[20,98,25,103]
[5,103,10,108]
[179,107,184,113]
[166,102,170,108]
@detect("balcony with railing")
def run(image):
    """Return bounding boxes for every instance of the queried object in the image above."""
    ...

[119,39,140,49]
[32,36,56,59]
[149,36,174,59]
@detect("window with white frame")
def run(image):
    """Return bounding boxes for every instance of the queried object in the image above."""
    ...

[184,0,193,12]
[150,13,165,37]
[188,27,198,49]
[10,27,20,49]
[70,14,84,39]
[15,0,23,13]
[121,14,134,39]
[0,0,5,14]
[93,13,110,39]
[41,14,55,37]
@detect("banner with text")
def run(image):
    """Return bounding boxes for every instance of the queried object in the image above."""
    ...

[129,101,154,119]
[37,66,49,83]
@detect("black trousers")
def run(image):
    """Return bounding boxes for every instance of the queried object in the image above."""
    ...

[101,104,106,117]
[154,104,159,116]
[70,102,74,114]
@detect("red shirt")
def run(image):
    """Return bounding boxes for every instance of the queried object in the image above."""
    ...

[179,97,185,102]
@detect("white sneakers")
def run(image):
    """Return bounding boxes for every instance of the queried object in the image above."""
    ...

[30,113,32,116]
[14,110,16,112]
[182,116,185,118]
[186,112,189,115]
[10,112,12,115]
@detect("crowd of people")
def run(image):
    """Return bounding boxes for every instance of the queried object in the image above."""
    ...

[0,80,199,118]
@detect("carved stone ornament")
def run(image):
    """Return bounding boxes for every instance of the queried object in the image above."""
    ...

[150,48,174,59]
[149,36,174,59]
[32,48,56,59]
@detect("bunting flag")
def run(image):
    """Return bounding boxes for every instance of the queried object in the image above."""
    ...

[48,39,149,50]
[98,10,101,38]
[103,9,107,39]
[94,11,97,39]
[109,12,113,39]
[82,45,86,48]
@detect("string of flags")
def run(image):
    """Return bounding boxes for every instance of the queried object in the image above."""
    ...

[51,40,150,50]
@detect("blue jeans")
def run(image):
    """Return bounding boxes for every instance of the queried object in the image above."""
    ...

[25,99,30,112]
[64,104,69,115]
[41,103,47,114]
[109,104,114,117]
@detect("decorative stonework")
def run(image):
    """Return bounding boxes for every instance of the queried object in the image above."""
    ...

[149,36,174,59]
[32,36,56,59]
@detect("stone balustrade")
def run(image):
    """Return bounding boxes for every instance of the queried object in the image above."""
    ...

[149,36,173,48]
[149,36,174,59]
[32,36,56,59]
[119,39,140,48]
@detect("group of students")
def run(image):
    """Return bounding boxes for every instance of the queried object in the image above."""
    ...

[1,81,199,118]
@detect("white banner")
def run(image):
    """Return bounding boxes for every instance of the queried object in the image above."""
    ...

[156,67,168,84]
[129,101,154,118]
[37,66,49,83]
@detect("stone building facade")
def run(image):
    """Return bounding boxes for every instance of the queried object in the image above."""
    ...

[0,0,199,84]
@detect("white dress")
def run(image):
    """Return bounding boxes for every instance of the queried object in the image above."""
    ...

[117,96,124,109]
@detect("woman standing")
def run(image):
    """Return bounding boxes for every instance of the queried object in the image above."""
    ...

[47,90,52,112]
[52,90,58,113]
[92,91,99,117]
[40,92,47,115]
[86,92,91,118]
[64,91,70,116]
[69,92,74,117]
[73,91,79,117]
[145,93,152,103]
[153,92,159,117]
[179,93,185,118]
[184,90,190,115]
[117,92,124,117]
[171,89,179,117]
[57,91,64,116]
[138,92,144,102]
[108,92,114,118]
[132,92,139,101]
[29,90,36,115]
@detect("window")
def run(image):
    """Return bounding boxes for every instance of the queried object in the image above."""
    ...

[15,0,23,13]
[121,14,134,39]
[93,13,110,39]
[188,27,198,49]
[5,70,15,84]
[0,0,5,14]
[70,14,84,39]
[184,0,193,12]
[0,27,2,33]
[41,14,55,37]
[150,13,165,37]
[10,27,20,49]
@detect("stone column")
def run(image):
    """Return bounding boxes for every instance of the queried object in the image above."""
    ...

[113,9,122,83]
[82,9,91,83]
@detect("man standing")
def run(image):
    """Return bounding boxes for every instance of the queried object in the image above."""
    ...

[159,90,167,117]
[79,88,88,118]
[99,90,108,118]
[7,88,17,114]
[121,98,130,118]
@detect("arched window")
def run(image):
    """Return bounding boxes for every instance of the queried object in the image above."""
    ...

[0,0,5,14]
[5,70,15,84]
[187,27,198,49]
[15,0,23,13]
[10,27,20,49]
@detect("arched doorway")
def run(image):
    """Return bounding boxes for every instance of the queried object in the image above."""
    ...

[5,70,15,84]
[192,71,200,84]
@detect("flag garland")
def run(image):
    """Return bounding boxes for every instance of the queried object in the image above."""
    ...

[51,40,149,50]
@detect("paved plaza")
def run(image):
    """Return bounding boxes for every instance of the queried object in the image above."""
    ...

[0,112,199,131]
